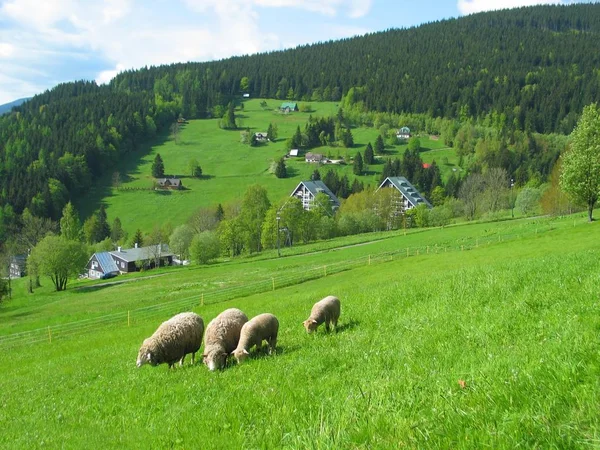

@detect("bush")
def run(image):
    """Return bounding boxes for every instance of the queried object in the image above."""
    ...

[190,232,220,264]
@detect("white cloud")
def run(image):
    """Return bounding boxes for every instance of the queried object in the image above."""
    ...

[0,43,15,57]
[457,0,568,14]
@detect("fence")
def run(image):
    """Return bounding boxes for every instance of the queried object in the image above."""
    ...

[0,221,557,350]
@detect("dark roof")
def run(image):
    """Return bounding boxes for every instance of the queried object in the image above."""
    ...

[377,176,432,208]
[94,251,119,273]
[292,180,340,207]
[110,244,174,263]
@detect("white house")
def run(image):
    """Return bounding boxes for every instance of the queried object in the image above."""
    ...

[290,180,340,211]
[289,149,299,157]
[377,177,432,212]
[396,126,411,140]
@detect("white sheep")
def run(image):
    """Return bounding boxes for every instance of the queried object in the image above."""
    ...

[232,313,279,364]
[136,312,204,368]
[303,295,340,333]
[202,308,248,371]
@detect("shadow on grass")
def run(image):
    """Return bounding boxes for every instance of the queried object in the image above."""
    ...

[335,319,360,333]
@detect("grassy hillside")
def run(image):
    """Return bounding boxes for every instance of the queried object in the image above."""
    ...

[0,215,598,448]
[79,99,459,236]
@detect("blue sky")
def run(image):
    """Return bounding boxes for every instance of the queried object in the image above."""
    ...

[0,0,593,104]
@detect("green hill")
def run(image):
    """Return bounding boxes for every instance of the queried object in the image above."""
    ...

[0,215,598,447]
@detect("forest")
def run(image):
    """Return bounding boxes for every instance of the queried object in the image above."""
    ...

[0,3,597,250]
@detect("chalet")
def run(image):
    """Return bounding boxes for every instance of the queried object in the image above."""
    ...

[289,149,299,157]
[396,126,411,140]
[290,180,340,211]
[86,244,175,279]
[9,254,27,278]
[254,132,268,142]
[280,102,298,113]
[156,178,183,190]
[305,152,325,163]
[87,251,120,280]
[377,177,432,212]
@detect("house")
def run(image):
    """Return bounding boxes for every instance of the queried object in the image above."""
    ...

[243,93,250,98]
[305,152,325,163]
[9,254,27,278]
[290,180,340,211]
[396,126,411,140]
[422,163,431,169]
[86,244,175,279]
[280,102,298,113]
[377,177,432,212]
[110,244,175,273]
[288,149,299,157]
[254,132,268,142]
[86,251,120,280]
[156,178,183,190]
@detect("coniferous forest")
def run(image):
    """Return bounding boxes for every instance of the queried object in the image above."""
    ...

[1,3,599,236]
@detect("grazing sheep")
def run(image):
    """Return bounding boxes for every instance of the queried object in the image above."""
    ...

[136,312,204,368]
[232,313,279,364]
[303,295,340,333]
[203,308,248,371]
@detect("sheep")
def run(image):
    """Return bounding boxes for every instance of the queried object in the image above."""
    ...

[303,295,340,333]
[136,312,204,369]
[232,313,279,364]
[202,308,248,371]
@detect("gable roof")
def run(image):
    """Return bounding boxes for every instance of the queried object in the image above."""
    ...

[157,178,181,187]
[292,180,340,208]
[92,251,119,273]
[110,244,174,263]
[377,176,432,208]
[280,102,297,110]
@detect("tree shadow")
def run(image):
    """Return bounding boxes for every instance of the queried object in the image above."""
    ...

[285,166,299,178]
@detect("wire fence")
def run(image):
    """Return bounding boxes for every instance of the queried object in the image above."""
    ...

[0,221,558,350]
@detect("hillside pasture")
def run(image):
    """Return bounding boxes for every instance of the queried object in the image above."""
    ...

[0,216,598,448]
[78,99,458,236]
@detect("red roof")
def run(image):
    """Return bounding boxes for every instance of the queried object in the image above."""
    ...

[422,163,431,169]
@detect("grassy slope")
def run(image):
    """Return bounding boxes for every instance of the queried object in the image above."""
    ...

[79,99,459,236]
[0,216,598,448]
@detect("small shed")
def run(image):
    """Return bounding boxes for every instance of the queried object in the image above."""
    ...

[254,132,268,142]
[289,149,299,157]
[156,178,183,190]
[280,102,298,113]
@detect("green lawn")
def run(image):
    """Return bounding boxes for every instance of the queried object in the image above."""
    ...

[77,99,460,237]
[0,215,598,448]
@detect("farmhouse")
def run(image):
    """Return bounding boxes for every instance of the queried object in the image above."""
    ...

[280,102,298,113]
[396,126,411,140]
[290,180,340,211]
[254,132,268,142]
[377,176,432,211]
[9,254,27,278]
[156,178,183,190]
[86,244,175,279]
[288,149,299,157]
[305,152,325,163]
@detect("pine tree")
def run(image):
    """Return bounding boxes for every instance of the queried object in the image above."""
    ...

[152,153,165,178]
[275,158,287,178]
[375,135,385,154]
[353,151,364,175]
[111,217,125,243]
[215,203,225,222]
[364,142,375,164]
[131,229,144,248]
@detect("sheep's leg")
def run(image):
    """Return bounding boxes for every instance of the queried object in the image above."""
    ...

[325,319,331,332]
[269,335,277,354]
[179,355,185,367]
[191,352,196,365]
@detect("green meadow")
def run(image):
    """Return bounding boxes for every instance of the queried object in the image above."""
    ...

[80,99,458,236]
[1,214,599,448]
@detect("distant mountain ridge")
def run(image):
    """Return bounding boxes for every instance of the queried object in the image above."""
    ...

[0,97,30,115]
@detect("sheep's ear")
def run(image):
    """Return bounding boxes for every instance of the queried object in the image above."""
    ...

[146,352,152,361]
[311,320,318,324]
[221,352,228,357]
[243,349,250,355]
[202,353,207,357]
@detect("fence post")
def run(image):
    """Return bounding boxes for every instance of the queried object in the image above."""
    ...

[272,278,275,291]
[427,246,429,254]
[48,326,52,344]
[461,245,464,251]
[324,266,327,277]
[368,255,371,265]
[128,311,130,327]
[201,293,204,307]
[407,248,409,257]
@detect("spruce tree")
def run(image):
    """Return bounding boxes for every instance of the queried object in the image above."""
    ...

[275,158,287,178]
[364,142,375,164]
[152,153,165,178]
[353,151,364,175]
[131,229,144,248]
[311,169,321,181]
[375,135,385,154]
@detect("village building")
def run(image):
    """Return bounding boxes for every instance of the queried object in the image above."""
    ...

[288,149,299,157]
[86,244,175,279]
[280,102,299,113]
[254,132,268,142]
[396,126,411,140]
[290,180,340,211]
[156,178,183,190]
[9,254,27,278]
[305,152,326,163]
[377,176,432,212]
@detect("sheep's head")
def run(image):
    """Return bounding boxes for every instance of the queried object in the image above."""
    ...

[303,319,319,333]
[203,350,228,371]
[136,340,156,367]
[232,348,250,364]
